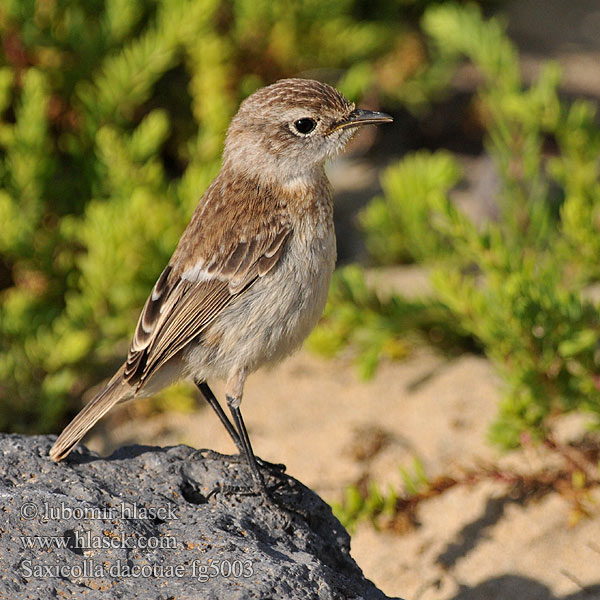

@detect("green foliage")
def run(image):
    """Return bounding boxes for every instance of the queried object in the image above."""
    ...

[331,457,427,532]
[399,456,428,495]
[0,0,468,433]
[423,4,600,447]
[307,264,475,379]
[361,150,462,264]
[316,4,600,448]
[332,480,398,533]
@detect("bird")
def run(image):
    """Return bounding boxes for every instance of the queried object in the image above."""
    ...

[50,78,392,498]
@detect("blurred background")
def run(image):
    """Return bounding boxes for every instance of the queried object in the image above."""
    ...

[1,1,600,598]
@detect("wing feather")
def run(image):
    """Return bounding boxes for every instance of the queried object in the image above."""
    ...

[124,214,292,388]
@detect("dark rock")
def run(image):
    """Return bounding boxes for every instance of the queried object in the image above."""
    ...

[0,434,401,600]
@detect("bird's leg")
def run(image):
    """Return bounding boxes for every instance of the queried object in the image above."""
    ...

[195,376,296,521]
[195,380,244,454]
[226,393,269,498]
[225,394,304,525]
[195,379,286,473]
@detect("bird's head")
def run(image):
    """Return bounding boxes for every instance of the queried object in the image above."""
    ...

[223,78,392,183]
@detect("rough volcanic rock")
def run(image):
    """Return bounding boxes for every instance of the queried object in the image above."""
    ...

[0,434,401,599]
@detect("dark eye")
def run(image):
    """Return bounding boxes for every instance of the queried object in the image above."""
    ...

[293,118,317,134]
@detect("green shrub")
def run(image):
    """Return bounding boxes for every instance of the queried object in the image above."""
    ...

[360,150,462,264]
[314,4,600,448]
[306,264,476,379]
[331,457,427,532]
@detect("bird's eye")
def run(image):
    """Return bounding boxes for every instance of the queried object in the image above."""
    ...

[293,118,317,135]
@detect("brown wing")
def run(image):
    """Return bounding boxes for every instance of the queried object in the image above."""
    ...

[124,174,292,389]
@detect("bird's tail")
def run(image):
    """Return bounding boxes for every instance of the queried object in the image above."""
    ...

[50,366,133,462]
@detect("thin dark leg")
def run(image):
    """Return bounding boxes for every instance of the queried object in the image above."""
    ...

[226,397,300,523]
[195,380,244,454]
[226,395,268,497]
[196,379,286,474]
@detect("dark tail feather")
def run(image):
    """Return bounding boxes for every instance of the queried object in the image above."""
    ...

[50,368,131,462]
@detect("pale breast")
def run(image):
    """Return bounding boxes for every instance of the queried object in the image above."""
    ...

[185,223,336,380]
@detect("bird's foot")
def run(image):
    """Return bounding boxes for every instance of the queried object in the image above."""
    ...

[191,449,286,474]
[207,479,284,500]
[256,457,287,473]
[207,478,301,528]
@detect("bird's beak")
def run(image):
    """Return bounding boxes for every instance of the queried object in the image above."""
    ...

[328,108,393,134]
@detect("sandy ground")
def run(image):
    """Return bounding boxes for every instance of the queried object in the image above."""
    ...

[85,344,600,600]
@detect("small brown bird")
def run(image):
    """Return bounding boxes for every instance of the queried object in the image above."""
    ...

[50,78,392,497]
